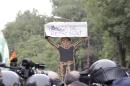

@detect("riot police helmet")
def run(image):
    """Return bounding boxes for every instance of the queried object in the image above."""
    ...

[25,74,51,86]
[0,70,22,86]
[89,59,128,84]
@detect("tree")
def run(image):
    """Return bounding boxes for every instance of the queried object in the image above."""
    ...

[51,0,87,21]
[85,0,130,67]
[3,10,58,71]
[99,0,130,67]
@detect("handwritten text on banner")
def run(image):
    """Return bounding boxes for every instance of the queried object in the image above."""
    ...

[44,22,88,37]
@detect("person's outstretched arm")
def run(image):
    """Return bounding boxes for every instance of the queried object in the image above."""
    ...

[73,37,88,48]
[45,36,59,49]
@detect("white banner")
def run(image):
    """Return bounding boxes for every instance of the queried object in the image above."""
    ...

[44,22,88,37]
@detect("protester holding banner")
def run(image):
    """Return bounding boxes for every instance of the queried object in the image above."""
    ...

[45,22,88,80]
[46,37,86,78]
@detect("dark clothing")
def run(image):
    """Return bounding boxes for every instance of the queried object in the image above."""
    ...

[58,46,75,62]
[58,46,75,79]
[112,77,130,86]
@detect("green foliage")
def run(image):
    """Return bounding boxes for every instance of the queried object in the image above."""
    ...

[3,8,87,71]
[3,10,58,71]
[99,0,130,65]
[100,31,117,59]
[3,0,130,71]
[84,0,104,58]
[52,0,87,21]
[85,0,130,66]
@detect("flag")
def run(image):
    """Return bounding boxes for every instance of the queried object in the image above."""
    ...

[9,50,16,63]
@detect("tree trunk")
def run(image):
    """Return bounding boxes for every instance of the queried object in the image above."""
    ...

[117,36,126,67]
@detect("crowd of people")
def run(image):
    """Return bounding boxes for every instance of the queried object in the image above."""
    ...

[5,50,130,86]
[45,59,130,86]
[1,37,129,86]
[27,59,129,86]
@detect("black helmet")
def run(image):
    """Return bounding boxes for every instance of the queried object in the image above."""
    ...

[22,58,34,67]
[89,59,117,72]
[0,70,22,86]
[25,74,51,86]
[89,59,128,84]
